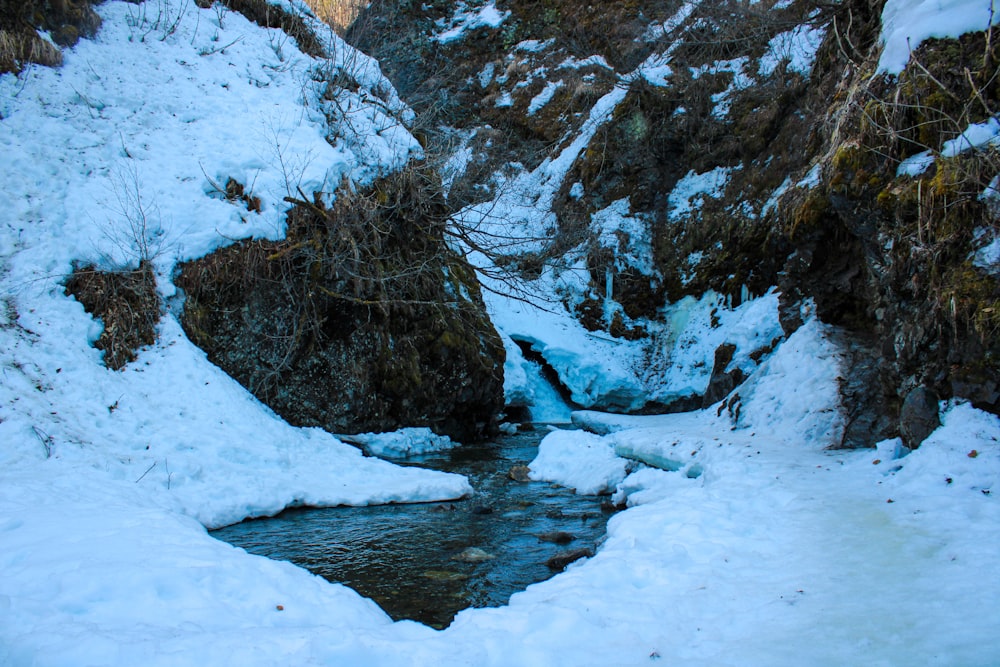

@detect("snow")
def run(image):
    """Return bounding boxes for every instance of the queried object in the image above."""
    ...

[592,198,655,275]
[526,79,563,115]
[522,367,574,423]
[525,321,1000,666]
[879,0,1000,74]
[529,429,629,494]
[974,236,1000,275]
[644,0,702,42]
[896,118,999,177]
[501,334,574,423]
[513,39,553,54]
[897,149,936,177]
[493,89,513,107]
[486,284,648,412]
[433,1,509,44]
[1,1,999,665]
[942,116,1000,157]
[347,428,459,459]
[762,176,792,216]
[668,166,736,219]
[558,54,613,71]
[797,163,823,188]
[758,23,827,78]
[643,290,785,405]
[477,61,496,88]
[691,56,753,118]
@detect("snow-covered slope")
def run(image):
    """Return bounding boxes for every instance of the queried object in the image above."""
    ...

[1,0,999,665]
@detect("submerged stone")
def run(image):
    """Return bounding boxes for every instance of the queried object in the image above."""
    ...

[452,547,495,563]
[422,570,470,582]
[508,465,532,482]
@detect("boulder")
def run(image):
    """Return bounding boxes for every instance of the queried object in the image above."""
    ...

[899,386,941,449]
[701,343,745,408]
[177,168,505,441]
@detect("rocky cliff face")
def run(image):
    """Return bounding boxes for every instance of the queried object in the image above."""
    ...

[346,0,999,444]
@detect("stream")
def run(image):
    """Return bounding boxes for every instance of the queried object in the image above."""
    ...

[211,428,615,629]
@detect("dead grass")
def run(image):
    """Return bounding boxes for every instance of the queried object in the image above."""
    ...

[303,0,368,35]
[0,28,63,74]
[65,262,161,370]
[222,0,326,57]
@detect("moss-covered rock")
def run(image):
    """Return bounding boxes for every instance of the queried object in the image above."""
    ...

[778,6,1000,416]
[177,166,506,441]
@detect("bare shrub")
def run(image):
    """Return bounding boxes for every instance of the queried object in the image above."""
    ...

[100,163,167,265]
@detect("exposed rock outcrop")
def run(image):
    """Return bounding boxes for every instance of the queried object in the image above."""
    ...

[177,168,505,441]
[346,0,999,444]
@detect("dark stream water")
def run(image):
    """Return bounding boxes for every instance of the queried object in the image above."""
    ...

[211,429,615,628]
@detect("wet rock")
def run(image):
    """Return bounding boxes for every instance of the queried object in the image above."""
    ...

[508,465,531,482]
[600,499,625,513]
[537,531,576,545]
[452,547,495,563]
[899,386,941,449]
[702,343,745,408]
[470,505,494,515]
[831,330,896,449]
[546,548,593,571]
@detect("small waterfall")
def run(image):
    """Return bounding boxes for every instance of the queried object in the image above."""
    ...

[523,358,574,424]
[509,339,576,424]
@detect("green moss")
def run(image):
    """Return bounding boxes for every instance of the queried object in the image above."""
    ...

[623,110,650,144]
[940,263,1000,340]
[788,188,831,241]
